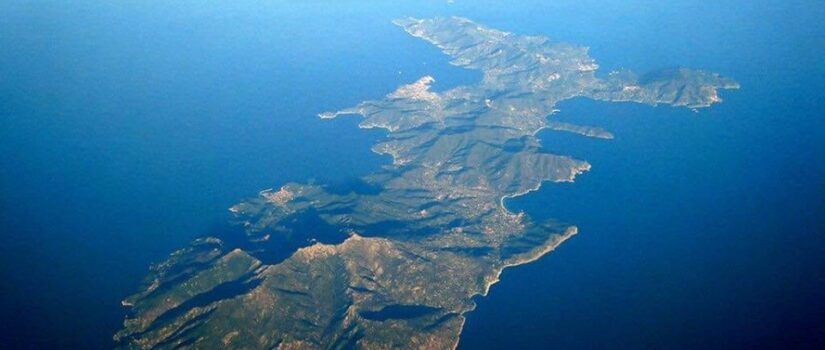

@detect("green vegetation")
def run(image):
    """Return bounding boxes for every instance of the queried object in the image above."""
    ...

[116,17,737,349]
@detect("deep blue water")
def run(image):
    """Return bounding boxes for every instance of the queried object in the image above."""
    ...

[1,1,822,349]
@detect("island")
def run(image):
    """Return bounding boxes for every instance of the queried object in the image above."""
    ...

[115,17,738,349]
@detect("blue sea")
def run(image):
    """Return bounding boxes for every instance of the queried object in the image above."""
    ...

[1,1,822,348]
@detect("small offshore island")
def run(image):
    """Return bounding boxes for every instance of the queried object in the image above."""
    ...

[115,17,737,349]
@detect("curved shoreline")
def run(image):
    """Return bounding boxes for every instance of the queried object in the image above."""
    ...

[116,15,737,349]
[453,226,578,350]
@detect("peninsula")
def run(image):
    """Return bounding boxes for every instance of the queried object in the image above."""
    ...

[115,17,738,349]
